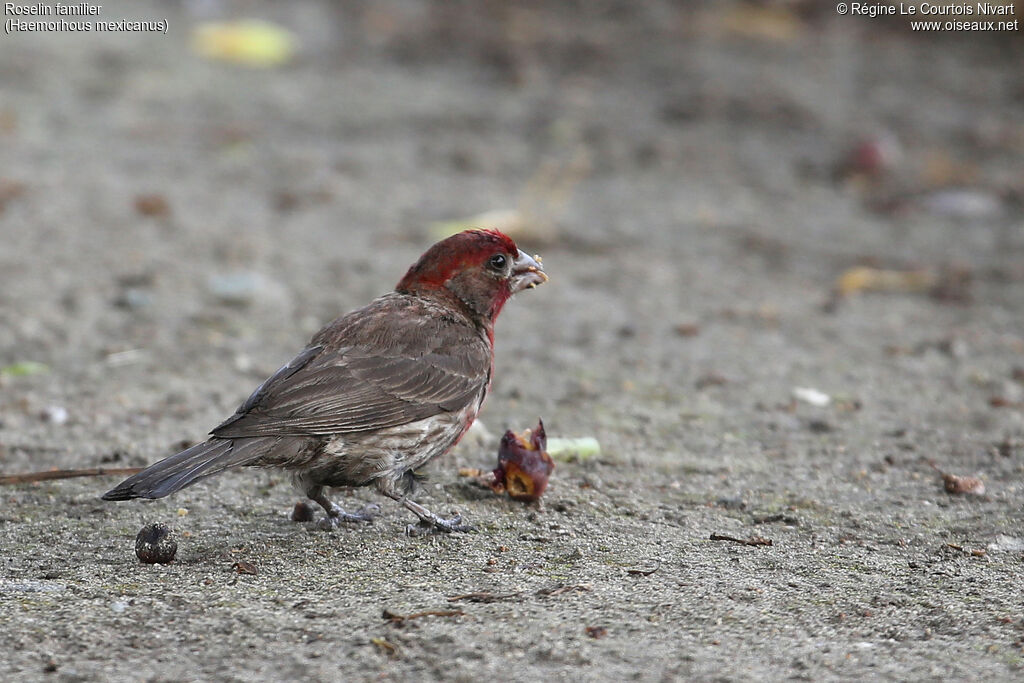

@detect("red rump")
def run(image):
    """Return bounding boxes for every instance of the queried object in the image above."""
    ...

[493,419,554,503]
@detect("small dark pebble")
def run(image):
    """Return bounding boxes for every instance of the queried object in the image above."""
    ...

[674,322,701,337]
[585,626,608,639]
[291,501,316,522]
[753,513,800,526]
[114,288,154,311]
[807,419,833,433]
[995,438,1019,458]
[716,496,747,510]
[135,523,177,564]
[695,372,728,390]
[133,194,171,217]
[273,190,300,212]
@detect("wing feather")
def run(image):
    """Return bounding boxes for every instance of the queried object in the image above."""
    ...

[212,294,489,438]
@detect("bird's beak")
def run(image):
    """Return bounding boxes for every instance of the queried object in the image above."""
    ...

[509,250,548,294]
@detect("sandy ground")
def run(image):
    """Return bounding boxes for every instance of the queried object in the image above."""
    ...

[2,1,1024,680]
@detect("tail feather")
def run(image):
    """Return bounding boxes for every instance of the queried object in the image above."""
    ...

[101,437,271,501]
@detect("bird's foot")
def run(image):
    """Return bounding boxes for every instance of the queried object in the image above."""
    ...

[384,493,474,535]
[317,502,380,531]
[404,510,474,536]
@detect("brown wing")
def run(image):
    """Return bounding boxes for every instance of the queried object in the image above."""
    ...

[211,293,490,438]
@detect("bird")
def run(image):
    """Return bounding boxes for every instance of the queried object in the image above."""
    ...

[102,229,547,533]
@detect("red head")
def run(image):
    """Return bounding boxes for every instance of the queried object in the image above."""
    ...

[396,229,547,324]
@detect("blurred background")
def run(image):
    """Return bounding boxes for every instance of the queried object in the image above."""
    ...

[1,0,1022,469]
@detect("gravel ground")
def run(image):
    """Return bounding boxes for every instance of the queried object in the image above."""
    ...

[2,1,1023,680]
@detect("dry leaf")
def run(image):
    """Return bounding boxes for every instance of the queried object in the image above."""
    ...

[927,460,986,496]
[942,473,986,496]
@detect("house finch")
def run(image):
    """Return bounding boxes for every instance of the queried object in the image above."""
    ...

[102,229,547,533]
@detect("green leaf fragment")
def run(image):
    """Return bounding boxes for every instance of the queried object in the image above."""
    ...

[546,437,601,461]
[1,361,49,377]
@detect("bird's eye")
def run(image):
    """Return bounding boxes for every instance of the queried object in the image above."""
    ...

[488,253,507,271]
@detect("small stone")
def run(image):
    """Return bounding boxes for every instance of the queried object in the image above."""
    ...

[133,194,171,217]
[291,501,316,522]
[920,189,1003,220]
[206,271,289,308]
[807,419,833,433]
[135,523,177,564]
[674,322,701,337]
[114,288,154,311]
[716,496,747,510]
[987,535,1024,552]
[40,405,68,425]
[793,387,831,407]
[695,372,728,390]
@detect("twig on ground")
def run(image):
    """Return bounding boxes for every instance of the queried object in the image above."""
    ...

[446,591,522,603]
[0,467,143,485]
[382,609,465,623]
[536,583,592,597]
[709,533,773,547]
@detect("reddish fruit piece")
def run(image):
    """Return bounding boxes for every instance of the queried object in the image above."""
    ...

[841,134,902,178]
[493,420,554,503]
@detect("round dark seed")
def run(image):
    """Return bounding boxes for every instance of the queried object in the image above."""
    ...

[135,523,177,564]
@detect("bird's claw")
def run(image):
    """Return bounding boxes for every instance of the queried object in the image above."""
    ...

[317,503,380,531]
[405,513,474,536]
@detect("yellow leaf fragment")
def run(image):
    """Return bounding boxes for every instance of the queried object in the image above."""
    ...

[192,20,296,68]
[836,267,936,297]
[718,6,804,43]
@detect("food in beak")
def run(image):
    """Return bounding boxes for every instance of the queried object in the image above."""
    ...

[510,250,548,293]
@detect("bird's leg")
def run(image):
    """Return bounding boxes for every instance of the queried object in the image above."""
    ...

[307,486,380,530]
[378,481,473,534]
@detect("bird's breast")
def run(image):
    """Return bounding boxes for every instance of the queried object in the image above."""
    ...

[312,403,479,488]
